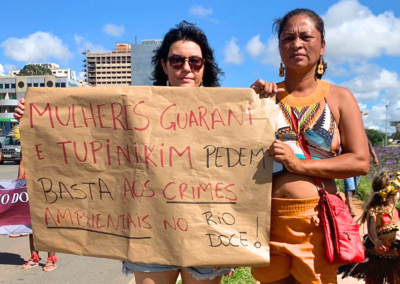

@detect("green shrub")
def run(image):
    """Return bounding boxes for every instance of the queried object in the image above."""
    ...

[354,176,372,202]
[337,175,372,202]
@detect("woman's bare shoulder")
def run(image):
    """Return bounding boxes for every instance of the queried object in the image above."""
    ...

[327,84,357,105]
[328,84,353,97]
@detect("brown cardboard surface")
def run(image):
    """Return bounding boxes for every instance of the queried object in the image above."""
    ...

[20,86,275,266]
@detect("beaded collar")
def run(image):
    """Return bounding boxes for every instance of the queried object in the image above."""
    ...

[276,80,331,134]
[276,79,330,108]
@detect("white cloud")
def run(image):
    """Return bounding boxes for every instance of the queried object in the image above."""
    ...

[358,103,368,112]
[223,38,244,65]
[339,67,400,132]
[341,68,400,102]
[362,102,400,133]
[77,72,86,80]
[244,34,280,67]
[74,34,84,45]
[74,34,107,53]
[0,64,4,75]
[1,32,73,62]
[323,0,400,64]
[103,24,125,37]
[261,38,280,66]
[246,35,265,57]
[189,5,213,18]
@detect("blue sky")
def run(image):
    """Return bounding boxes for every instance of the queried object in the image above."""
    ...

[1,0,400,133]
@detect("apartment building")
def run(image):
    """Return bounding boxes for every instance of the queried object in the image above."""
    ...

[83,43,132,86]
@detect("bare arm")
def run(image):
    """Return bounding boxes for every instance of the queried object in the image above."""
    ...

[17,152,24,179]
[270,85,370,179]
[368,140,379,166]
[367,213,387,253]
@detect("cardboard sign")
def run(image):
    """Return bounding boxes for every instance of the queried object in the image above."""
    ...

[20,86,275,266]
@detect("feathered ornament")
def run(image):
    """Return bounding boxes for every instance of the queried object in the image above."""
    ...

[10,125,20,142]
[379,171,400,200]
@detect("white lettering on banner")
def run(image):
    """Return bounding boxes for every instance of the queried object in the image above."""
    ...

[12,192,29,203]
[0,191,29,205]
[0,194,10,205]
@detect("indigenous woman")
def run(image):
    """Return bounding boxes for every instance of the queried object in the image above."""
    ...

[251,8,370,284]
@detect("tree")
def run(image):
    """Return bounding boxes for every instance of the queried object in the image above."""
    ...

[17,64,53,76]
[365,129,385,146]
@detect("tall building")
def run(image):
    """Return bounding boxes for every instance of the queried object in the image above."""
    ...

[131,40,162,86]
[83,43,132,86]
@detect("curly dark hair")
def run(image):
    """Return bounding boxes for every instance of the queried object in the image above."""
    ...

[151,21,224,87]
[273,8,327,79]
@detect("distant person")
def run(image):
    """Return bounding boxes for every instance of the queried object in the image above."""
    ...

[7,127,27,238]
[9,126,58,272]
[341,171,400,283]
[344,139,379,217]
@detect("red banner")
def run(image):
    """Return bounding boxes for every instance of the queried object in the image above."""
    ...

[0,187,31,226]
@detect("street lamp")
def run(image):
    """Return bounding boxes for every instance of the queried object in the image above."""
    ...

[385,104,388,147]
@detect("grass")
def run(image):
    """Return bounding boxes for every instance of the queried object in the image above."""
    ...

[336,175,372,202]
[221,267,257,284]
[176,267,257,284]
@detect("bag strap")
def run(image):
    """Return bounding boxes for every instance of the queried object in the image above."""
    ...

[290,108,324,189]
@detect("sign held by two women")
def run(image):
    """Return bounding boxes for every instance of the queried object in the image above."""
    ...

[21,86,275,266]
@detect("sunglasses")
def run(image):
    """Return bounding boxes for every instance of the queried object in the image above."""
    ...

[167,55,205,71]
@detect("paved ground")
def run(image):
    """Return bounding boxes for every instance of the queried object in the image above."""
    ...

[0,234,135,284]
[0,161,19,180]
[0,162,364,283]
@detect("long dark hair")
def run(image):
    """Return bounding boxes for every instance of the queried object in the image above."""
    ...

[273,8,327,79]
[151,21,223,87]
[360,171,393,224]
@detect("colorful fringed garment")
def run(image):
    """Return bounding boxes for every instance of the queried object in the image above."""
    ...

[275,79,341,160]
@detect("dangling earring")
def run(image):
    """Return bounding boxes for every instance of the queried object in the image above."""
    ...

[200,81,204,87]
[279,62,285,77]
[317,57,324,75]
[166,80,170,86]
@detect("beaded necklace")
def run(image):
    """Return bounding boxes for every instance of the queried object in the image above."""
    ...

[276,79,330,134]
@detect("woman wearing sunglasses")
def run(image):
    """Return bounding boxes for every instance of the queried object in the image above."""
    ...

[152,21,222,88]
[122,21,230,284]
[13,21,228,284]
